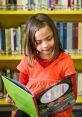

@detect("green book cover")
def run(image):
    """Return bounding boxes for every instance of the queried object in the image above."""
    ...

[1,75,76,117]
[1,75,39,117]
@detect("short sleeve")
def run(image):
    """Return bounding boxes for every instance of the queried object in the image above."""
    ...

[17,55,29,75]
[62,54,76,76]
[18,72,29,85]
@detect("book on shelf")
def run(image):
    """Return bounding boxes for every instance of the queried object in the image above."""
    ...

[78,23,82,54]
[0,77,3,98]
[67,22,72,53]
[77,73,82,96]
[72,22,78,53]
[1,75,76,117]
[1,0,82,10]
[1,22,82,55]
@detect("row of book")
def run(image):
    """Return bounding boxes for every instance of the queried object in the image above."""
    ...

[0,0,82,10]
[55,22,82,54]
[0,24,25,55]
[0,22,82,55]
[0,69,19,98]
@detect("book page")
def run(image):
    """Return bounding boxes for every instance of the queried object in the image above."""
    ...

[35,77,76,116]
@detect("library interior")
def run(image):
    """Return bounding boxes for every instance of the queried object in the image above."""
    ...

[0,0,82,117]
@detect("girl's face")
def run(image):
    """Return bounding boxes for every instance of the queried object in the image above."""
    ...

[35,25,55,60]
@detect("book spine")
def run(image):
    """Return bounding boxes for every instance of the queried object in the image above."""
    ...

[61,0,68,9]
[57,0,61,9]
[41,0,48,10]
[29,0,35,10]
[77,73,82,96]
[1,28,6,54]
[17,0,27,10]
[68,0,71,9]
[71,0,74,10]
[59,22,63,48]
[7,0,17,10]
[63,23,67,50]
[49,0,54,10]
[78,23,82,53]
[2,0,7,9]
[54,0,58,9]
[17,27,22,55]
[68,22,73,53]
[72,22,78,53]
[35,0,41,10]
[32,97,40,117]
[78,0,81,9]
[0,28,2,54]
[5,29,12,55]
[21,24,26,54]
[0,74,3,98]
[67,22,72,53]
[10,28,14,55]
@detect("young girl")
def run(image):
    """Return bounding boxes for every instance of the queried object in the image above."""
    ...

[6,13,77,117]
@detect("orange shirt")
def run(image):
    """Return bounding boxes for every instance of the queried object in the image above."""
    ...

[17,52,76,117]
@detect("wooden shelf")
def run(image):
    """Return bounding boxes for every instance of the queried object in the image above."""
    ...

[0,55,22,60]
[0,10,82,28]
[76,96,82,103]
[0,98,15,112]
[0,55,23,70]
[0,54,82,60]
[0,98,8,105]
[71,54,82,71]
[0,54,82,71]
[0,96,81,104]
[71,54,82,59]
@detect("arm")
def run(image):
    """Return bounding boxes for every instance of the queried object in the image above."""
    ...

[18,72,29,86]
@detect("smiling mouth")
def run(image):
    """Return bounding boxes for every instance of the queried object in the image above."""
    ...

[42,48,53,54]
[43,48,52,52]
[43,49,50,52]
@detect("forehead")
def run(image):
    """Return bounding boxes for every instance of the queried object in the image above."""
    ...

[35,25,53,40]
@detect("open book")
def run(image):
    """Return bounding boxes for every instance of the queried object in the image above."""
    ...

[1,75,76,117]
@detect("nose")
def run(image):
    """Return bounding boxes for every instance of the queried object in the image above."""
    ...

[42,41,48,48]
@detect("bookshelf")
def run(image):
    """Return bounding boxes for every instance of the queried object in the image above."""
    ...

[0,55,22,70]
[0,98,15,112]
[0,9,82,113]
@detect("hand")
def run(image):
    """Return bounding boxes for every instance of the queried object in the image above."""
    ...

[6,94,13,104]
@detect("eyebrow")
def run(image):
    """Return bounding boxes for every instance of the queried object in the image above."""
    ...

[35,34,53,41]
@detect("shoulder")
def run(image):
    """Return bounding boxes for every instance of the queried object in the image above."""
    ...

[17,55,36,73]
[59,52,76,75]
[58,52,75,70]
[59,52,72,61]
[22,55,29,63]
[61,51,71,57]
[20,55,35,64]
[16,55,30,74]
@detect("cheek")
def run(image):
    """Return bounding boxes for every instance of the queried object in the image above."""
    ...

[50,39,55,47]
[35,45,41,51]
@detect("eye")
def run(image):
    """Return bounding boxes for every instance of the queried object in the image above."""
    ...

[47,36,53,41]
[35,40,42,45]
[47,37,52,40]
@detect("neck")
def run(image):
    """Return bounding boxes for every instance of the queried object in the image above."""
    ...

[40,50,54,60]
